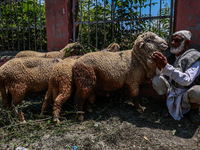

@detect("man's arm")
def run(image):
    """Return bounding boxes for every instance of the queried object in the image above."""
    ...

[152,51,200,86]
[163,61,200,86]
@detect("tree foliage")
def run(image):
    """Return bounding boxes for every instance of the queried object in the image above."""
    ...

[0,0,46,51]
[77,0,171,50]
[0,0,171,52]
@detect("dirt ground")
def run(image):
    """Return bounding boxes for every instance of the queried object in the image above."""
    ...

[0,91,200,150]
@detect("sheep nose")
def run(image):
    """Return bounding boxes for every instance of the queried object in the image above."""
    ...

[161,42,168,49]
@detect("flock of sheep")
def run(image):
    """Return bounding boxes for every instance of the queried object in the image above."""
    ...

[0,32,168,123]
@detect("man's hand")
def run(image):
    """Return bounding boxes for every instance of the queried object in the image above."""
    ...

[152,52,168,70]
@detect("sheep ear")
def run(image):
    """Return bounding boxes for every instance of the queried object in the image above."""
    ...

[139,42,144,48]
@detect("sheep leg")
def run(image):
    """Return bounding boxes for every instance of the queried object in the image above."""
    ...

[85,92,96,113]
[74,90,85,121]
[49,78,73,123]
[129,86,144,113]
[84,100,92,113]
[73,64,96,121]
[133,98,144,113]
[74,87,94,121]
[9,83,26,122]
[0,84,9,109]
[41,88,53,115]
[7,90,12,109]
[53,88,73,123]
[52,93,68,124]
[11,100,26,122]
[88,92,96,104]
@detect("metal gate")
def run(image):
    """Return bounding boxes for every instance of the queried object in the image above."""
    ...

[72,0,175,51]
[0,0,175,52]
[0,0,46,52]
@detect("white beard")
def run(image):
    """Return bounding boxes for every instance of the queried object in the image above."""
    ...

[170,41,185,54]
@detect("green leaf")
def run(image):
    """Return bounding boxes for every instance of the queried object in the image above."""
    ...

[172,129,176,136]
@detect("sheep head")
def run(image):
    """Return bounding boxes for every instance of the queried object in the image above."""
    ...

[133,32,168,56]
[101,42,120,52]
[132,32,168,80]
[106,43,120,52]
[62,42,86,57]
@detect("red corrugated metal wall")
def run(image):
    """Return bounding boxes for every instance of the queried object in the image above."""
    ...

[174,0,200,47]
[45,0,73,51]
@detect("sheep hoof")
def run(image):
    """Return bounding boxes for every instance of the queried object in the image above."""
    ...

[53,117,60,124]
[21,120,26,123]
[87,108,92,113]
[78,115,84,122]
[136,107,145,114]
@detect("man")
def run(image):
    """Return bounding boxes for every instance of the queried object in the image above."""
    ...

[152,30,200,124]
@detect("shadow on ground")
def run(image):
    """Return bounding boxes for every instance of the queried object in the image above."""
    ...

[0,91,199,149]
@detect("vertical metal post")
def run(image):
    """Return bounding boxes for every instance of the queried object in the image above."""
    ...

[121,0,123,48]
[4,0,9,50]
[14,0,20,51]
[159,0,162,36]
[9,1,14,50]
[96,0,98,48]
[149,0,151,31]
[0,4,5,51]
[111,0,114,42]
[33,0,37,50]
[169,0,174,46]
[80,0,83,44]
[39,0,42,51]
[130,1,132,47]
[73,0,75,42]
[103,0,106,48]
[139,0,141,33]
[27,0,31,50]
[87,0,90,48]
[139,0,141,18]
[20,0,25,50]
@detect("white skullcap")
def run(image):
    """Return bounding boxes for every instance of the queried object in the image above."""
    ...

[173,30,192,41]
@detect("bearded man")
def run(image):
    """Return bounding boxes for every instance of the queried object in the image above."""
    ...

[152,30,200,124]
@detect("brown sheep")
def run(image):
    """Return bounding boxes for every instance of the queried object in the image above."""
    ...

[101,42,120,52]
[41,43,120,123]
[0,57,62,122]
[15,42,86,59]
[72,32,168,121]
[0,43,86,122]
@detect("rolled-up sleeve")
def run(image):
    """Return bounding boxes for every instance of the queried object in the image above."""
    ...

[162,61,200,86]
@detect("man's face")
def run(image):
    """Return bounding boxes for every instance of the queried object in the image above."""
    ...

[170,34,185,55]
[171,34,184,48]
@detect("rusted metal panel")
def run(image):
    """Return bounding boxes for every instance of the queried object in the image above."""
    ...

[0,51,18,66]
[174,0,200,46]
[0,58,11,66]
[45,0,73,51]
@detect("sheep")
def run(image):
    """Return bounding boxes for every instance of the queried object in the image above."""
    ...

[0,43,87,122]
[15,42,86,59]
[101,42,120,52]
[0,57,62,122]
[41,43,121,123]
[72,32,168,121]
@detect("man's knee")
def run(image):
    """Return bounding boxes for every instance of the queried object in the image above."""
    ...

[185,85,200,104]
[152,75,169,96]
[187,85,200,104]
